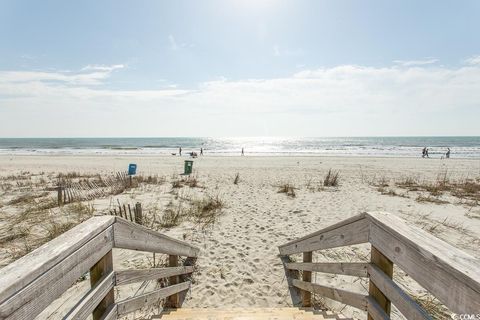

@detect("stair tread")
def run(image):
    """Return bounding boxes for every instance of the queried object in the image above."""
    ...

[156,307,341,319]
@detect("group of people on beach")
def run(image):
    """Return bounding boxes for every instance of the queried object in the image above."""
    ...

[422,147,450,159]
[176,147,245,157]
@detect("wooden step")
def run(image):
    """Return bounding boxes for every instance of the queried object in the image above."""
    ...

[155,308,345,320]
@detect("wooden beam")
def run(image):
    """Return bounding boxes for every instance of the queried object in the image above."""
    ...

[302,252,312,307]
[286,262,368,277]
[368,264,431,320]
[116,281,191,316]
[115,266,194,286]
[113,217,200,257]
[0,223,114,320]
[90,251,115,320]
[63,271,115,320]
[366,296,390,320]
[278,213,369,255]
[367,211,480,314]
[98,304,117,320]
[166,255,180,308]
[291,279,367,311]
[368,246,393,320]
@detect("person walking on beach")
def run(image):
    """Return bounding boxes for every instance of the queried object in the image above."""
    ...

[241,148,244,156]
[425,148,429,158]
[422,147,427,158]
[200,147,203,156]
[179,147,182,156]
[446,148,450,159]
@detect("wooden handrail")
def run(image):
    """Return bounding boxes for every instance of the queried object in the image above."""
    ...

[278,213,370,255]
[0,216,199,320]
[278,211,480,318]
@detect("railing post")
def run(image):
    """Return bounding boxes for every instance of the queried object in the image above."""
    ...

[368,246,393,319]
[90,250,114,320]
[166,255,179,308]
[302,251,312,307]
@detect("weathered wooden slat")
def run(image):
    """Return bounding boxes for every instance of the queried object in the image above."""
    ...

[367,211,480,314]
[99,304,117,320]
[286,262,368,277]
[0,216,115,305]
[90,251,114,320]
[368,247,393,319]
[291,279,367,311]
[166,255,180,308]
[368,264,431,320]
[0,226,114,319]
[302,252,312,307]
[366,296,390,320]
[97,303,118,320]
[278,213,369,255]
[113,218,200,257]
[115,266,194,286]
[116,281,191,316]
[63,272,115,320]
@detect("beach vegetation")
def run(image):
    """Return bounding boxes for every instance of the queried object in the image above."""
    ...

[234,173,240,185]
[323,169,340,187]
[190,195,225,228]
[278,183,296,197]
[136,174,166,185]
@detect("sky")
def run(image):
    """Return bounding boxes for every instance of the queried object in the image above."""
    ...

[0,0,479,137]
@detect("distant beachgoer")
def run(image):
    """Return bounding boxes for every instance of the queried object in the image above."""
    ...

[179,147,182,156]
[200,147,203,156]
[446,148,450,159]
[425,148,429,158]
[422,147,426,158]
[241,148,244,156]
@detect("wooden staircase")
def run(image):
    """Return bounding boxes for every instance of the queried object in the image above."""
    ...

[1,212,479,320]
[157,308,348,320]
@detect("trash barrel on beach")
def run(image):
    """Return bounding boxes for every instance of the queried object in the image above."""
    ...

[128,163,137,175]
[184,160,193,175]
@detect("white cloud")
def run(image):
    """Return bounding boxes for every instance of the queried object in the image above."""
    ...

[465,55,480,65]
[0,64,125,86]
[81,64,125,72]
[1,61,479,136]
[272,45,304,57]
[168,35,179,50]
[393,58,438,66]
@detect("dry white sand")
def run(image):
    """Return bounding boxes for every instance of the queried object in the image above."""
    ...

[1,155,479,319]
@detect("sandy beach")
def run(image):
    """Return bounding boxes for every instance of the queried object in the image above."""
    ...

[1,155,479,319]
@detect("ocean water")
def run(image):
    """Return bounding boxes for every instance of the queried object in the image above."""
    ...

[0,137,479,158]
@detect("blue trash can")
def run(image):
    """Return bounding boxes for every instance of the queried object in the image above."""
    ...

[128,164,137,175]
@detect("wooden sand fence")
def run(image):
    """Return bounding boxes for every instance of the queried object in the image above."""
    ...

[57,172,131,205]
[108,201,143,225]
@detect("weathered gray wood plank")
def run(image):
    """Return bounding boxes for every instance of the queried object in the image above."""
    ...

[116,281,191,316]
[115,266,194,286]
[0,216,115,305]
[286,262,368,277]
[113,217,199,257]
[0,226,114,320]
[278,213,369,255]
[366,296,390,320]
[99,304,117,320]
[367,211,480,314]
[368,264,431,320]
[63,272,115,320]
[291,279,367,311]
